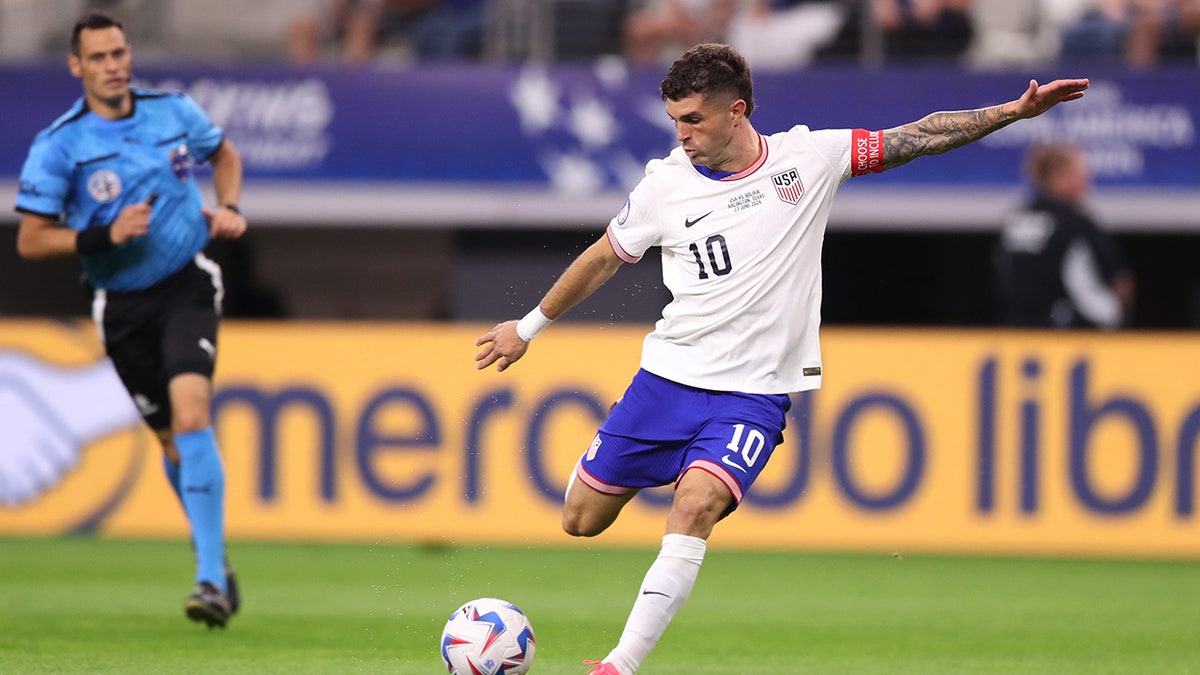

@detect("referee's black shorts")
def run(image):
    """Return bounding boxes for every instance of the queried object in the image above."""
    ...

[93,254,224,431]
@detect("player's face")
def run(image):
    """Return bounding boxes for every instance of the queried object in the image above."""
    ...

[666,93,740,170]
[69,26,132,115]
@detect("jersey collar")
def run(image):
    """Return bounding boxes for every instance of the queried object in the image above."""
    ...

[695,134,768,182]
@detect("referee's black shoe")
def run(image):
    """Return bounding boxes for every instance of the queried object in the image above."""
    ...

[224,558,241,615]
[187,539,241,615]
[185,582,232,628]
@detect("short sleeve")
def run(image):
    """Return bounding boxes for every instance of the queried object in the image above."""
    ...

[605,162,664,264]
[804,127,885,181]
[174,93,224,161]
[15,132,70,218]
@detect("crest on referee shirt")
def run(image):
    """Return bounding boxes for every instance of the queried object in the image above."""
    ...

[169,144,192,183]
[771,168,803,205]
[86,169,122,203]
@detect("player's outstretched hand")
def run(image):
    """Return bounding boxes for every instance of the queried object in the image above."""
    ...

[475,320,529,372]
[1011,78,1089,120]
[203,205,248,239]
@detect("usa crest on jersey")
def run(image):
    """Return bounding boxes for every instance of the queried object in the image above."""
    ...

[771,168,803,205]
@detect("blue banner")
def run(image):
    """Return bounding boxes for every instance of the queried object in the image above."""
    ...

[2,62,1197,190]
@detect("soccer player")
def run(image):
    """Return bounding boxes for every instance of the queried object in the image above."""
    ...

[993,142,1134,329]
[14,11,246,628]
[475,43,1088,675]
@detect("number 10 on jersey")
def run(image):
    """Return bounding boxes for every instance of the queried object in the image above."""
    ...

[690,234,732,279]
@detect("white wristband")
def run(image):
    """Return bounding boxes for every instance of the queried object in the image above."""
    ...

[516,306,553,342]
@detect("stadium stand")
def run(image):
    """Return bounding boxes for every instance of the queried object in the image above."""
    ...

[2,0,1198,328]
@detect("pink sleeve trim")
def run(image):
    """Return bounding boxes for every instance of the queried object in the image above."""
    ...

[606,225,641,264]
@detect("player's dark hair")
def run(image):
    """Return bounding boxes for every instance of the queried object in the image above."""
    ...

[660,43,756,117]
[70,10,124,56]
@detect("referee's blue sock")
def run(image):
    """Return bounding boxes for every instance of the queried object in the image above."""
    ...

[176,427,227,594]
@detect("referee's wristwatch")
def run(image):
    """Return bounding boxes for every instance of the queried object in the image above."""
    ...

[222,203,241,215]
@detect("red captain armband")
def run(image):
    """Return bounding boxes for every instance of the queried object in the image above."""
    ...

[850,129,885,176]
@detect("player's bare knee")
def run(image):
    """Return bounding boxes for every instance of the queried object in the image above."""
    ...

[561,509,602,538]
[171,411,209,435]
[561,518,590,538]
[562,516,593,537]
[668,492,724,535]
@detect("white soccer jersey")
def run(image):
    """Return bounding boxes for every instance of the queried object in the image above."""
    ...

[606,125,883,394]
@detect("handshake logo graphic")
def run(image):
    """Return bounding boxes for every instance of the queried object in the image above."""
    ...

[0,351,141,507]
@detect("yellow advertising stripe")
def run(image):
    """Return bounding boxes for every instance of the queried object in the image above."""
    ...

[2,321,1198,558]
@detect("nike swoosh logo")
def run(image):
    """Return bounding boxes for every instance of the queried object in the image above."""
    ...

[198,338,216,360]
[684,211,713,228]
[641,590,671,598]
[721,456,748,473]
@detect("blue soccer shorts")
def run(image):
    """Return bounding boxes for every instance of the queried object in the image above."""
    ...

[573,369,791,510]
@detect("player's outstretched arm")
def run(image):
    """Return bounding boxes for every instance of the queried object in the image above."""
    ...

[474,235,623,372]
[879,78,1090,172]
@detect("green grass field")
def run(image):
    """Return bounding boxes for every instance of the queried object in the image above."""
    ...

[0,537,1197,674]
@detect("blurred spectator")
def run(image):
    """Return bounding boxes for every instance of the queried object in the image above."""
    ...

[1125,0,1200,64]
[965,0,1061,67]
[1059,0,1128,62]
[874,0,974,59]
[551,0,631,59]
[623,0,737,66]
[817,0,974,62]
[728,0,849,70]
[1060,0,1200,65]
[82,0,168,53]
[287,0,484,65]
[993,143,1135,330]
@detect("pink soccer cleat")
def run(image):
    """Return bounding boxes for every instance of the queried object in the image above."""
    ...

[583,660,622,675]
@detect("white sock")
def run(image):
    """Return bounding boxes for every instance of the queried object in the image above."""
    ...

[605,533,707,674]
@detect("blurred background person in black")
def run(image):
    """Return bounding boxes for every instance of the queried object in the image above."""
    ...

[993,142,1135,329]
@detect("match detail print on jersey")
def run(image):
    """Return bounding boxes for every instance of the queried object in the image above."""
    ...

[851,129,884,176]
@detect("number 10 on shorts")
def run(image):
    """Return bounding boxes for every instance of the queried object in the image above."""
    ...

[722,424,765,473]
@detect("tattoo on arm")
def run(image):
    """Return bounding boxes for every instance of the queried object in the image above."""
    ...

[881,104,1017,171]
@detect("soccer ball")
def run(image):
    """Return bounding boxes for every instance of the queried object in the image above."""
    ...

[440,597,536,674]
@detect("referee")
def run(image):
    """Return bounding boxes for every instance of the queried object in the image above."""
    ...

[15,11,245,628]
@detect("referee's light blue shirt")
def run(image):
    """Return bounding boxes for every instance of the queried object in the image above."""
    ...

[16,88,224,292]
